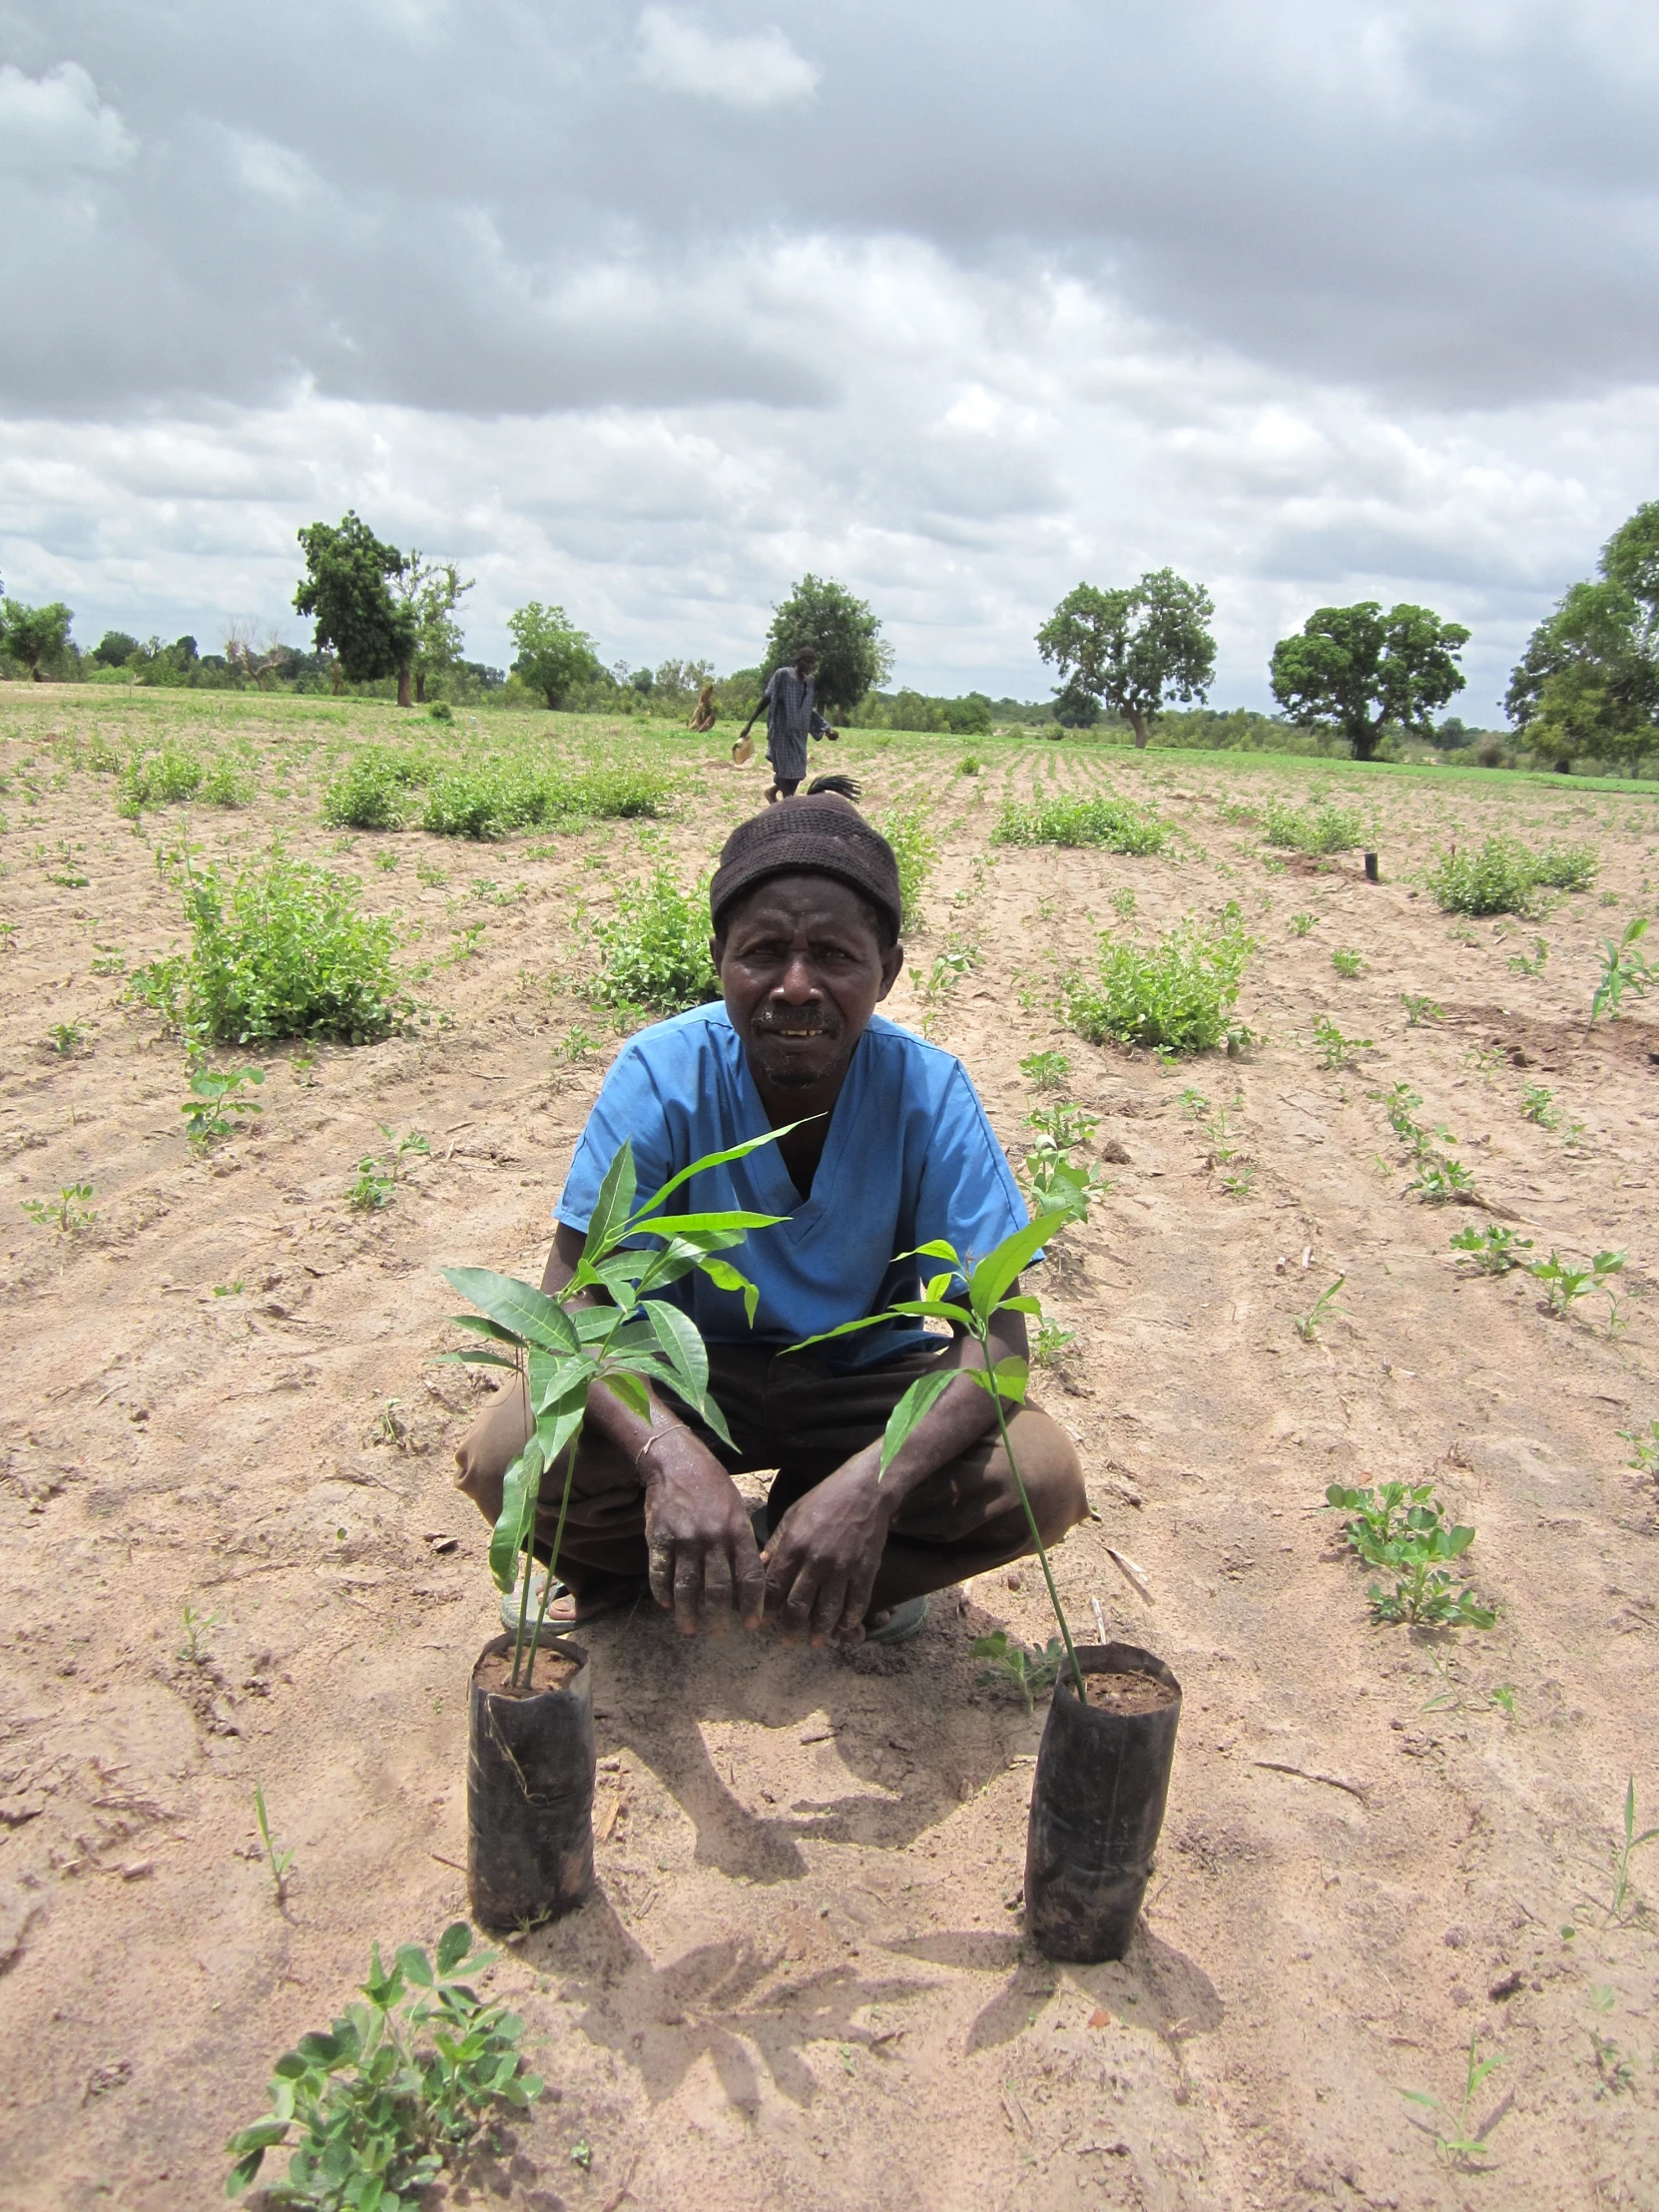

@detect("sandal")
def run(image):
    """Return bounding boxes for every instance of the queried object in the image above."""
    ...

[499,1570,645,1639]
[861,1595,930,1646]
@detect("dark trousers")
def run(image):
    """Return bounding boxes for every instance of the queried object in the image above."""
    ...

[455,1341,1088,1609]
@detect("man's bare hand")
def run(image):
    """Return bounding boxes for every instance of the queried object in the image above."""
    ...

[763,1452,890,1646]
[642,1432,765,1636]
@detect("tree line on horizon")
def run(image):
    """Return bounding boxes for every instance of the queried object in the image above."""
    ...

[3,500,1655,775]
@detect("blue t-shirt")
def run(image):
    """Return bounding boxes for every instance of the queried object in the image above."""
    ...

[556,1005,1031,1371]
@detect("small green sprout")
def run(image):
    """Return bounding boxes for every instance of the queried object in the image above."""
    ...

[1619,1419,1659,1476]
[1449,1223,1532,1274]
[1530,1248,1624,1325]
[1313,1014,1370,1069]
[1405,1155,1474,1203]
[1507,934,1548,976]
[1591,916,1652,1021]
[182,1062,265,1147]
[253,1782,295,1906]
[178,1602,222,1665]
[1294,1275,1346,1341]
[971,1629,1065,1716]
[1400,992,1444,1025]
[350,1158,395,1212]
[1402,2033,1507,2171]
[1033,1318,1075,1368]
[47,1021,87,1055]
[1331,947,1364,978]
[1018,1050,1071,1091]
[1290,913,1316,937]
[1324,1481,1494,1629]
[1519,1082,1559,1128]
[21,1181,95,1233]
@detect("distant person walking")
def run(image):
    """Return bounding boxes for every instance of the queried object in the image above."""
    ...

[689,680,717,733]
[739,647,838,802]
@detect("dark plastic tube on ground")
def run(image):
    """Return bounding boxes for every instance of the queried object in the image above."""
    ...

[1024,1640,1182,1963]
[467,1632,596,1931]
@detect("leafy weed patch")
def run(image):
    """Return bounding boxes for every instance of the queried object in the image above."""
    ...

[1325,1479,1495,1628]
[1428,834,1599,916]
[136,850,412,1046]
[1062,906,1253,1054]
[1262,799,1363,854]
[993,791,1167,855]
[591,865,718,1016]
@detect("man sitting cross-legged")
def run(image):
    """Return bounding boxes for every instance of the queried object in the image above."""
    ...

[456,789,1087,1646]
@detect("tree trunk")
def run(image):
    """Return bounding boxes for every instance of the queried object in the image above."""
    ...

[1128,707,1149,750]
[396,663,412,709]
[329,658,343,696]
[29,664,42,683]
[415,671,427,704]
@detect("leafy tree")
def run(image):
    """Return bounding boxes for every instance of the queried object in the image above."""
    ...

[507,602,603,709]
[1506,503,1659,773]
[1,599,74,682]
[763,574,892,716]
[397,552,473,704]
[1036,570,1216,749]
[1270,602,1468,762]
[93,629,142,667]
[293,513,418,708]
[1052,676,1100,730]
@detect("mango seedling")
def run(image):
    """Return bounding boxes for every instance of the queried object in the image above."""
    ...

[1590,916,1652,1022]
[793,1207,1083,1692]
[1449,1223,1533,1275]
[1401,2034,1507,2172]
[442,1129,793,1690]
[21,1181,95,1233]
[972,1629,1065,1716]
[224,1922,543,2206]
[253,1782,295,1906]
[182,1062,265,1147]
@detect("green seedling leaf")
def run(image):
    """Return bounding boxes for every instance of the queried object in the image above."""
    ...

[968,1211,1067,1321]
[626,1120,801,1219]
[441,1268,578,1354]
[582,1138,639,1260]
[877,1370,957,1476]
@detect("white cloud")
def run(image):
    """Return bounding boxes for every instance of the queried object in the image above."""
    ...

[635,7,818,109]
[225,131,318,207]
[0,60,135,178]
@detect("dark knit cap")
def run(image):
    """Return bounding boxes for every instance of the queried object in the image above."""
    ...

[710,792,904,938]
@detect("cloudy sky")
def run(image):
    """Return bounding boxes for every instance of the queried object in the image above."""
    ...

[1,2,1656,719]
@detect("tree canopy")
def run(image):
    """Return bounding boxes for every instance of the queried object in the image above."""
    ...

[1270,601,1467,761]
[1,599,74,682]
[507,602,603,709]
[1505,503,1659,773]
[762,575,892,716]
[293,513,418,706]
[1035,570,1215,748]
[399,552,473,703]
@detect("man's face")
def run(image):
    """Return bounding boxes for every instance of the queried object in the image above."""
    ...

[796,652,817,680]
[714,874,902,1098]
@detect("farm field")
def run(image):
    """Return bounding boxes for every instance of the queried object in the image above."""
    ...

[1,683,1658,2211]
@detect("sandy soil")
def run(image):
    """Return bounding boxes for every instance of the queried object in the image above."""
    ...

[1,688,1657,2211]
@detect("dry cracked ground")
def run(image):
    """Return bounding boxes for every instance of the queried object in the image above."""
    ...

[1,687,1657,2211]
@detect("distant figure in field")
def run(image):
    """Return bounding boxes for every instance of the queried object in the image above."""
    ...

[689,681,718,733]
[739,646,838,802]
